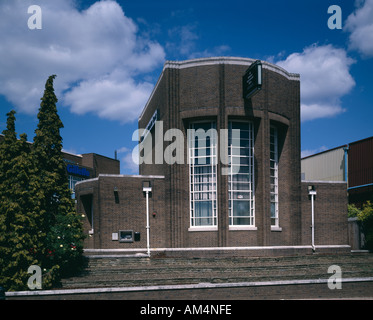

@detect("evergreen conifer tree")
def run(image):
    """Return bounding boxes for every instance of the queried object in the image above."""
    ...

[0,112,39,290]
[32,75,85,278]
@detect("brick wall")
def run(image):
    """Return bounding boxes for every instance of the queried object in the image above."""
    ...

[81,153,120,176]
[136,58,303,248]
[76,175,166,249]
[301,181,348,246]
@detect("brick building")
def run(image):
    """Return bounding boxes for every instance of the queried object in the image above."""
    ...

[62,151,120,198]
[301,136,373,250]
[301,136,373,207]
[0,133,120,198]
[75,57,350,256]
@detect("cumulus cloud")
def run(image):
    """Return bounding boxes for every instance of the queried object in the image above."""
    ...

[64,75,155,121]
[345,0,373,58]
[117,146,139,174]
[166,24,199,57]
[166,23,230,59]
[276,44,355,122]
[0,0,165,122]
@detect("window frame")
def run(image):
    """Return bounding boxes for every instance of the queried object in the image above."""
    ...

[270,125,279,229]
[188,121,218,230]
[228,120,255,228]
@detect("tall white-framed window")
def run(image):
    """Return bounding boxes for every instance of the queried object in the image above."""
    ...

[228,121,255,226]
[270,126,279,227]
[188,122,218,228]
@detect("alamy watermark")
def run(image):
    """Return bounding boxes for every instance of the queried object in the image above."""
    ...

[27,5,42,30]
[27,265,42,290]
[327,265,342,290]
[327,5,342,30]
[132,121,242,175]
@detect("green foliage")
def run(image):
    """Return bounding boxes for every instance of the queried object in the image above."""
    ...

[348,203,362,218]
[0,76,85,291]
[32,75,85,286]
[44,212,85,277]
[357,201,373,251]
[0,113,40,291]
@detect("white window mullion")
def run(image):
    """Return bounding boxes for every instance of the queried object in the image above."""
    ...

[270,126,279,227]
[189,122,217,228]
[228,121,255,226]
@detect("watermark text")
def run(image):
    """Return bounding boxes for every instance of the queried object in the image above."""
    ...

[28,5,42,30]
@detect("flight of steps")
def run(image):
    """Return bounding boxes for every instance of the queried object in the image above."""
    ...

[58,253,373,289]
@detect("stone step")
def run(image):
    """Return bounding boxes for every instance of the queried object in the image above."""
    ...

[60,271,373,290]
[81,263,369,279]
[58,253,373,290]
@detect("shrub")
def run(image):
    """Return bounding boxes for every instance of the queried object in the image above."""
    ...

[357,201,373,251]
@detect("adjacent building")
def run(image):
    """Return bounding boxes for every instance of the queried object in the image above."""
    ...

[0,134,120,198]
[63,151,120,198]
[301,136,373,207]
[301,136,373,250]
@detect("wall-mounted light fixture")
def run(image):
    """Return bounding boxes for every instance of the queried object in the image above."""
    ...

[308,185,316,199]
[142,181,152,257]
[142,181,152,193]
[308,185,317,253]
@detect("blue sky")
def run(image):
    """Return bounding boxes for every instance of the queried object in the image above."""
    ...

[0,0,372,174]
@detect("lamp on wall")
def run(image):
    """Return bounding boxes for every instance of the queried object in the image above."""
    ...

[308,185,316,199]
[142,181,152,257]
[142,181,152,193]
[308,185,317,253]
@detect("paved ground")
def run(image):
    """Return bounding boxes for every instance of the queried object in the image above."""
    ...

[6,279,373,300]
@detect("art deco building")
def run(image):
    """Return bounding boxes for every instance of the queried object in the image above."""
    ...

[76,57,349,256]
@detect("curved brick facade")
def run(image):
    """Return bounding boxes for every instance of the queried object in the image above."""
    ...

[76,57,349,255]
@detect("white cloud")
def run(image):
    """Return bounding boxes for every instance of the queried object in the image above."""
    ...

[166,24,199,57]
[0,0,165,122]
[276,44,355,122]
[345,0,373,57]
[301,103,345,122]
[64,75,154,122]
[116,146,131,154]
[166,23,231,59]
[117,146,138,174]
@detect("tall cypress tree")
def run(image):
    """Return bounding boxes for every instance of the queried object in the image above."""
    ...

[32,75,85,278]
[33,75,67,230]
[0,112,39,291]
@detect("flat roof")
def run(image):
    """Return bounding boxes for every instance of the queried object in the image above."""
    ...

[75,174,165,187]
[99,174,165,179]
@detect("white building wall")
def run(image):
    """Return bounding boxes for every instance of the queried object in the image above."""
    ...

[301,147,346,182]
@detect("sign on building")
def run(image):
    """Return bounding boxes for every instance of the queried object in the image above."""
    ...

[243,60,262,100]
